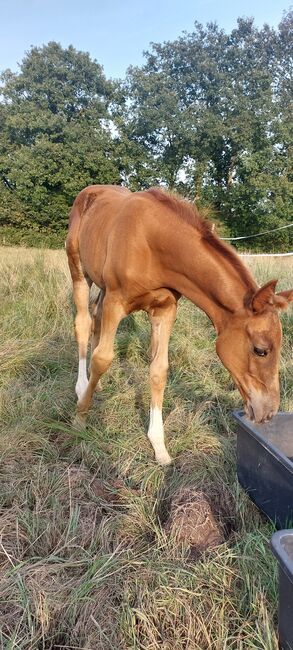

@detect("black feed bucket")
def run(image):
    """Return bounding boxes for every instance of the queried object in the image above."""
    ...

[271,530,293,650]
[233,411,293,529]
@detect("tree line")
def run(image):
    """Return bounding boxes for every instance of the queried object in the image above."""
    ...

[0,11,292,250]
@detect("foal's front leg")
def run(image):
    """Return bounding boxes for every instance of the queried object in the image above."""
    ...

[148,299,177,465]
[90,289,105,391]
[91,289,105,356]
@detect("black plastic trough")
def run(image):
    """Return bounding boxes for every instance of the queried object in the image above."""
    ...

[271,530,293,650]
[233,411,293,529]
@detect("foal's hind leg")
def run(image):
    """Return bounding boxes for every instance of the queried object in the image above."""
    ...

[148,297,177,465]
[67,251,92,400]
[74,294,125,426]
[73,277,92,400]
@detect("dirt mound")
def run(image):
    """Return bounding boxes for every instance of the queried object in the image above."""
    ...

[164,488,225,556]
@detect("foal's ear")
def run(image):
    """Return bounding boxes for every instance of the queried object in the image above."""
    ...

[274,288,293,310]
[251,280,278,312]
[251,281,293,312]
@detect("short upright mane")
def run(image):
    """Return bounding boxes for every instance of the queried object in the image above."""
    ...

[146,187,256,291]
[146,187,210,235]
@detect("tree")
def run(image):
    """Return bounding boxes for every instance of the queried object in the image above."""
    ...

[123,14,292,247]
[1,15,292,249]
[0,42,121,242]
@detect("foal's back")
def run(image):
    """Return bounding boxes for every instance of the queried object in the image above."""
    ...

[66,184,176,294]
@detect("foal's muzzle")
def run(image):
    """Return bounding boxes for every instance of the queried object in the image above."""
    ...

[245,390,279,424]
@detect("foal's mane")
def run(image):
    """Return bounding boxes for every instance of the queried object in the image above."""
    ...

[146,187,210,235]
[146,187,256,290]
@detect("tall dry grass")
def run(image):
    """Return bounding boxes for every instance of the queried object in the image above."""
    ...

[0,247,292,649]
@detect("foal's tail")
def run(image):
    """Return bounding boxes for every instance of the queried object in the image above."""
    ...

[66,187,98,283]
[66,194,84,283]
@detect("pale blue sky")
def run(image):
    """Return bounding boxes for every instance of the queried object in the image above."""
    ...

[0,1,289,79]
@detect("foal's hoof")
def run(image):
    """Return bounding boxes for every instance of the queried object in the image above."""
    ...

[72,413,87,430]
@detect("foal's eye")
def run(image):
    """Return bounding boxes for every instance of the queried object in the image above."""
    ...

[253,346,268,357]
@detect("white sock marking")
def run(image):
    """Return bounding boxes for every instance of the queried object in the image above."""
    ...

[147,406,172,465]
[75,357,88,400]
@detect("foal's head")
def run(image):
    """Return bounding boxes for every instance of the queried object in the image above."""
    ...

[216,280,293,422]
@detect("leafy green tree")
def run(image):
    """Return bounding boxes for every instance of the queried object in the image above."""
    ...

[0,15,292,250]
[123,14,292,248]
[0,42,121,242]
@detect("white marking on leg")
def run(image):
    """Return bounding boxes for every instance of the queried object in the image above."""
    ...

[147,406,172,465]
[75,357,88,400]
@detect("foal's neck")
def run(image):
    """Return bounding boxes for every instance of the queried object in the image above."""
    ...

[166,227,257,333]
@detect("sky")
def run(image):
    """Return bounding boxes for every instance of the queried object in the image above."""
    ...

[0,1,289,79]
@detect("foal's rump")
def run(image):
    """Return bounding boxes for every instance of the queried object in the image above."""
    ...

[67,184,129,249]
[66,184,130,286]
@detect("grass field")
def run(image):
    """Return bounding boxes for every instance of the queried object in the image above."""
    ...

[0,247,292,650]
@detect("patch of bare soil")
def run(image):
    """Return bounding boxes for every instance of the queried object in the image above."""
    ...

[164,488,226,557]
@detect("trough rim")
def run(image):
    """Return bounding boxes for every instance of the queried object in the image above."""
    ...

[271,529,293,584]
[233,410,293,476]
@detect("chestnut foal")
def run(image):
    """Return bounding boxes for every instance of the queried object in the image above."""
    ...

[66,185,293,465]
